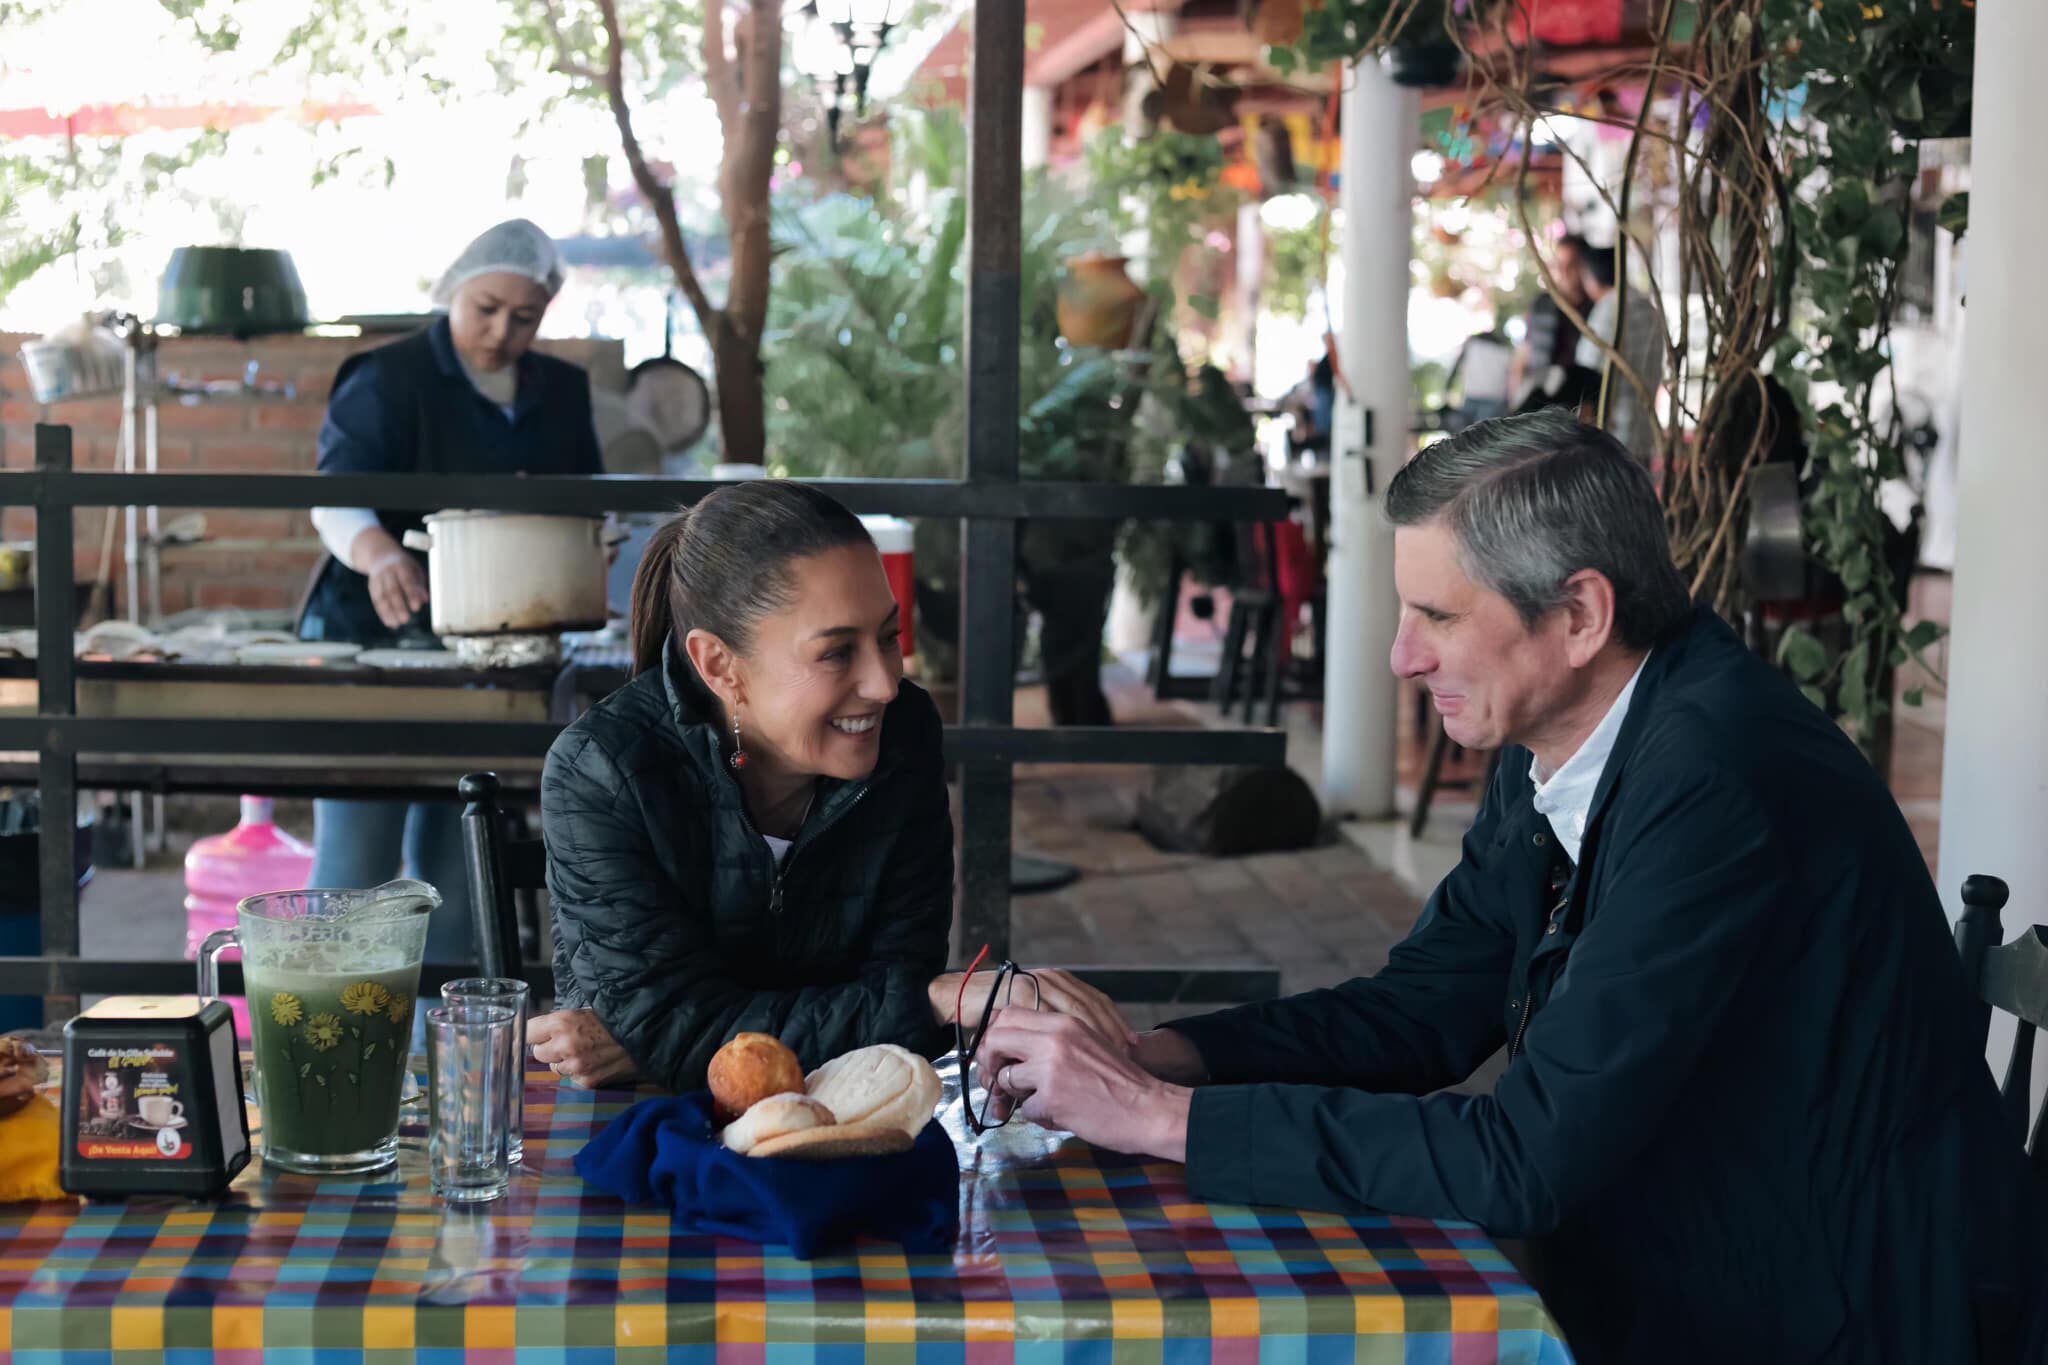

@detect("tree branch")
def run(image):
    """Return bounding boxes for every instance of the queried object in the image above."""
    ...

[593,0,720,337]
[536,0,603,81]
[702,0,742,129]
[718,0,783,346]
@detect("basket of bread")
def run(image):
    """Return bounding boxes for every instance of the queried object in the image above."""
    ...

[711,1032,941,1159]
[572,1031,958,1257]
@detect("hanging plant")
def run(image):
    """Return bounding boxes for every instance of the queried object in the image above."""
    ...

[1759,0,1971,743]
[1082,128,1241,293]
[1264,206,1331,321]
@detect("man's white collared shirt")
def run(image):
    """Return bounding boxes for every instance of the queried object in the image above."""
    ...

[1528,657,1649,865]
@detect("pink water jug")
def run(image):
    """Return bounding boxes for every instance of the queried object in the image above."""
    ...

[183,796,314,1038]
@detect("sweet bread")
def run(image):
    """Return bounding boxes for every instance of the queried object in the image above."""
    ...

[721,1092,836,1154]
[707,1032,805,1122]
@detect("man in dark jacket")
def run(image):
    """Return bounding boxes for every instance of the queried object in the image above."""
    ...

[977,410,2046,1363]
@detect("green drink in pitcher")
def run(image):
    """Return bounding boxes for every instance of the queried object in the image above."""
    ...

[200,881,437,1176]
[244,961,420,1159]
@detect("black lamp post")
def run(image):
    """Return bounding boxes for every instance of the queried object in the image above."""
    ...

[791,0,909,145]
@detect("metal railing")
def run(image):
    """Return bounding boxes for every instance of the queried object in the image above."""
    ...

[0,422,1292,1004]
[1,0,1299,1012]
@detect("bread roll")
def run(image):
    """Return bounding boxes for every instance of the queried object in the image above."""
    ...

[708,1032,805,1122]
[803,1044,942,1140]
[721,1092,836,1154]
[750,1121,915,1160]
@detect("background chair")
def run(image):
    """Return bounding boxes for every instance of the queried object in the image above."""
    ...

[1953,874,2048,1173]
[459,772,548,986]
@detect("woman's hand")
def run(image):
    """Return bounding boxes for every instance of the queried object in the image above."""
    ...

[930,967,1135,1046]
[349,525,429,630]
[365,551,429,630]
[528,1008,639,1089]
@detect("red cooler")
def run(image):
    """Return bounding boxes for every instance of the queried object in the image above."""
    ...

[859,515,916,659]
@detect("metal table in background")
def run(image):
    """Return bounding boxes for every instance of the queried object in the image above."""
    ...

[0,648,624,800]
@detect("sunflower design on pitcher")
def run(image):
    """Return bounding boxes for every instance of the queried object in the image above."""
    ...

[340,981,392,1017]
[386,996,411,1027]
[304,1013,345,1051]
[270,993,304,1027]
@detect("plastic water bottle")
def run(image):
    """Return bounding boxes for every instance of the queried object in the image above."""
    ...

[183,797,313,1038]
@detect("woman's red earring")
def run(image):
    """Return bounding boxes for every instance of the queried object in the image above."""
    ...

[729,708,749,770]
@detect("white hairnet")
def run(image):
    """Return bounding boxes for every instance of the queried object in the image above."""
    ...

[430,218,565,306]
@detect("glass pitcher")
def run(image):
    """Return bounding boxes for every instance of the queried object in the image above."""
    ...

[198,879,438,1176]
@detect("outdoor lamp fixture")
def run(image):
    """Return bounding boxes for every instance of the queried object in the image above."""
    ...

[1258,191,1321,233]
[791,11,858,144]
[792,0,910,144]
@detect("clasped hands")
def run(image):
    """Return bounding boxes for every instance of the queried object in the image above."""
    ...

[969,1000,1205,1163]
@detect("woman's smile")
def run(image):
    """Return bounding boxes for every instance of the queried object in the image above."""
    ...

[829,712,881,738]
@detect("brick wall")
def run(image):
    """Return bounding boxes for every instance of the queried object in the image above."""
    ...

[0,328,625,619]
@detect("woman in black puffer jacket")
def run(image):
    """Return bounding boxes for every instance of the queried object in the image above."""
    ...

[527,481,1127,1090]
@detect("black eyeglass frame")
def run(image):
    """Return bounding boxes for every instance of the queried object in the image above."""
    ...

[953,957,1041,1134]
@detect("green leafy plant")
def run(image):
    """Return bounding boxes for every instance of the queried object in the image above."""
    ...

[1263,209,1329,322]
[1268,0,1451,75]
[1081,128,1240,291]
[1759,0,1970,738]
[761,117,1144,672]
[763,110,1261,671]
[761,140,1129,491]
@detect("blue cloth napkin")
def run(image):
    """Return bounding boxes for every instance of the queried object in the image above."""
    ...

[573,1092,959,1259]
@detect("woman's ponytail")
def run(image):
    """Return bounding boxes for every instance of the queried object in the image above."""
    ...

[628,512,690,676]
[626,481,872,685]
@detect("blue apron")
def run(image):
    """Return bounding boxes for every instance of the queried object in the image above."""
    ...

[298,316,605,645]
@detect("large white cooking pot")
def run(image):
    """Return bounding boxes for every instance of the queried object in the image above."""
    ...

[402,510,619,637]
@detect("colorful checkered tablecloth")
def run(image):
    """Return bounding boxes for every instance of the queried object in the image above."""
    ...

[0,1062,1574,1363]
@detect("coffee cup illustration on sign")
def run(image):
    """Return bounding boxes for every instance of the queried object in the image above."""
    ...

[138,1095,184,1127]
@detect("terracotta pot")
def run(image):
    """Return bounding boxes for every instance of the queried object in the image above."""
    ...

[1057,253,1147,350]
[1250,0,1308,46]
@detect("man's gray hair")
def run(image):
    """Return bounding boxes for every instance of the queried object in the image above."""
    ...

[1383,408,1692,649]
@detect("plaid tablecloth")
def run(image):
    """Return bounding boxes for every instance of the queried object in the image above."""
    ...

[0,1063,1574,1363]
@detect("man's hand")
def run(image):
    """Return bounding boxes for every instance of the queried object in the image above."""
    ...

[930,967,1134,1046]
[975,1009,1192,1160]
[528,1008,639,1089]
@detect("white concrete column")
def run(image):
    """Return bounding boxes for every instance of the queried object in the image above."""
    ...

[1117,9,1177,267]
[1233,199,1265,383]
[1021,86,1053,171]
[1121,10,1174,135]
[1321,58,1415,821]
[1937,0,2048,1088]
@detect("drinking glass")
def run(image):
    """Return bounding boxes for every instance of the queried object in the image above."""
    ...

[425,1003,517,1203]
[440,978,530,1164]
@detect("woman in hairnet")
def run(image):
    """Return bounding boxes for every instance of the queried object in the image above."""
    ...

[298,219,603,961]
